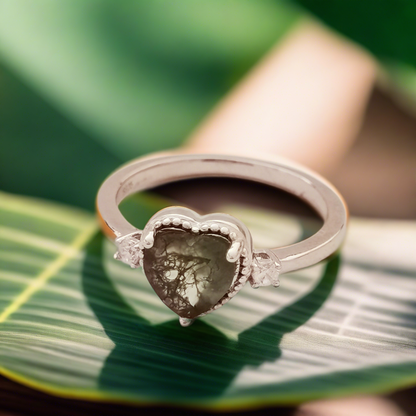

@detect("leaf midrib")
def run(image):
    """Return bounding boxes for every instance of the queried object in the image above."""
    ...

[0,223,97,323]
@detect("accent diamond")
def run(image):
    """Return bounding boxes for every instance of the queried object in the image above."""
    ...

[249,249,281,288]
[115,232,142,268]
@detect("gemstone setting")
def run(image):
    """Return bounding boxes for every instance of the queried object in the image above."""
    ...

[114,206,281,325]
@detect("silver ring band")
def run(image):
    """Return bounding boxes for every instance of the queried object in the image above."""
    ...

[97,153,347,273]
[97,153,347,325]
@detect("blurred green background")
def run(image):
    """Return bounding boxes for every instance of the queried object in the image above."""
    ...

[0,0,415,211]
[1,2,416,414]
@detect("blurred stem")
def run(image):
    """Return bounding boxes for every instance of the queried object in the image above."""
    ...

[298,396,406,416]
[184,19,377,175]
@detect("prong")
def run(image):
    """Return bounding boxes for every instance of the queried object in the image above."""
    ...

[226,241,242,262]
[179,317,195,327]
[143,231,154,248]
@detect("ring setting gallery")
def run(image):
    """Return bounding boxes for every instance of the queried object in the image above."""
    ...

[97,153,347,327]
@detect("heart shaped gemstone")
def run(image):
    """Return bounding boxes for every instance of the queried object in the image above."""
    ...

[143,227,238,318]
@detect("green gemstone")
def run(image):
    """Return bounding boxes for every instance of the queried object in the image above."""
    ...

[143,228,237,318]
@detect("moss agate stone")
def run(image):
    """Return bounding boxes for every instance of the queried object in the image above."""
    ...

[143,228,237,318]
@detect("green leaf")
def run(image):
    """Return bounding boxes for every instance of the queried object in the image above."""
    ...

[0,64,122,210]
[290,0,416,113]
[291,0,416,67]
[0,0,299,210]
[1,191,416,409]
[0,0,298,160]
[382,62,416,117]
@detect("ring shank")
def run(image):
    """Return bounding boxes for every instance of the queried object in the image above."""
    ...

[97,153,347,274]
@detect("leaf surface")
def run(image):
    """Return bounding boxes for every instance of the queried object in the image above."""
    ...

[0,192,415,409]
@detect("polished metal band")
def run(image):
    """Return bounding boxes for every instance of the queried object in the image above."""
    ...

[97,153,347,275]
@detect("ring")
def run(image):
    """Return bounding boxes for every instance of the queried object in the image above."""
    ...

[97,153,347,327]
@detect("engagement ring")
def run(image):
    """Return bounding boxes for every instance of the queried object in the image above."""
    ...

[97,153,347,326]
